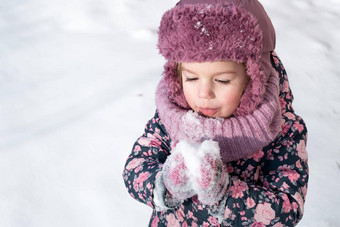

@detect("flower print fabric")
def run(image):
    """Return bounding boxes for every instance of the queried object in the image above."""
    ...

[122,52,308,226]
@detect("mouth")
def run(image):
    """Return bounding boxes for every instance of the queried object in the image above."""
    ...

[198,108,218,117]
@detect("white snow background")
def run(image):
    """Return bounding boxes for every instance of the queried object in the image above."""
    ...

[0,0,339,226]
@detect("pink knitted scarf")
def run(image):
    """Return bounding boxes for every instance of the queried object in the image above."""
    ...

[155,71,282,164]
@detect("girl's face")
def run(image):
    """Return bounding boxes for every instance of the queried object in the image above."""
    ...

[181,61,248,118]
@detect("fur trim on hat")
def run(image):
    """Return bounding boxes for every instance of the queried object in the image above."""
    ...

[158,4,262,64]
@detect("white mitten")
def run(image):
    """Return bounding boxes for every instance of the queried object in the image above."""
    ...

[183,140,229,206]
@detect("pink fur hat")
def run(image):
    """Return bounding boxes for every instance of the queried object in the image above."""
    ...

[157,0,276,116]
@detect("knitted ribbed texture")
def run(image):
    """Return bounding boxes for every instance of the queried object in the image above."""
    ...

[155,71,281,163]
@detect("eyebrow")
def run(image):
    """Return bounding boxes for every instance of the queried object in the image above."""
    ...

[181,67,237,77]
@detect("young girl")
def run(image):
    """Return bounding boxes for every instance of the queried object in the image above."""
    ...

[123,0,308,226]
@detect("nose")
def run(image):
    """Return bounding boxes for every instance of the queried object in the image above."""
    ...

[198,81,215,99]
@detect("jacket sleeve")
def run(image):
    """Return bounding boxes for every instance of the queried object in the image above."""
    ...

[217,112,308,226]
[122,111,171,208]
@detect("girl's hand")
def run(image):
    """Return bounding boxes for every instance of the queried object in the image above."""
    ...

[192,140,229,206]
[162,144,196,200]
[162,140,229,205]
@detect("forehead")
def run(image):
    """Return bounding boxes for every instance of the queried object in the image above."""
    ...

[180,61,244,73]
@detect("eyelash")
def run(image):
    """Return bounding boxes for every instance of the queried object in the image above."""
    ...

[185,78,230,84]
[185,78,198,82]
[216,79,230,84]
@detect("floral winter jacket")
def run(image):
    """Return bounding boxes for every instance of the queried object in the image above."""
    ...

[122,54,308,226]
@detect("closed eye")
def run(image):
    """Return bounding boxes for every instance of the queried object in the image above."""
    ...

[216,79,230,84]
[185,77,198,82]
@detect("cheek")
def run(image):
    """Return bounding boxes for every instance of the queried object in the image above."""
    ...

[182,85,196,108]
[219,89,243,106]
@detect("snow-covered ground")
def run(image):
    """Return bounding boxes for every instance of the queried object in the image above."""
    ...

[0,0,339,226]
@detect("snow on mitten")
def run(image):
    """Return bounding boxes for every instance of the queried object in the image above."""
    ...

[162,141,196,200]
[193,140,229,206]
